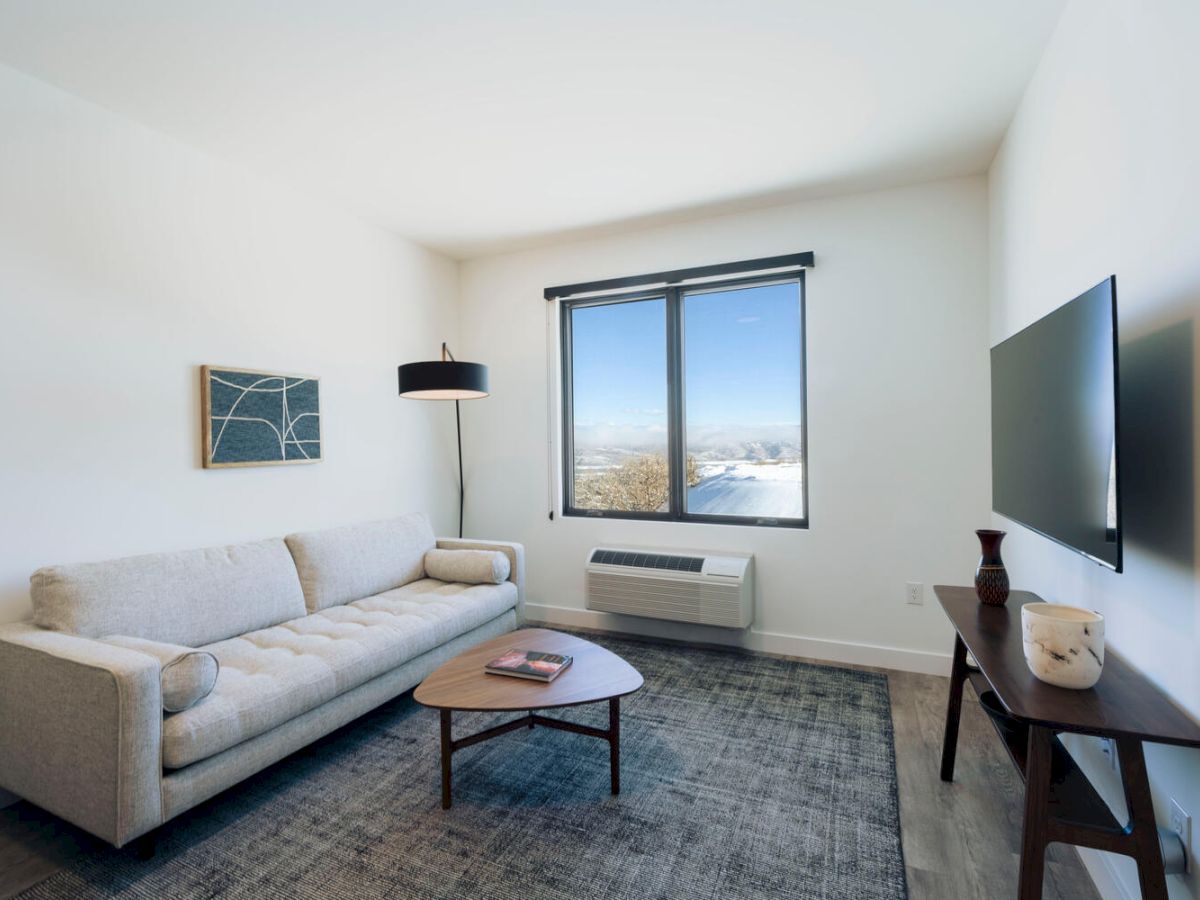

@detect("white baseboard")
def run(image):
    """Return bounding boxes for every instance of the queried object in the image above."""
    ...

[523,603,952,676]
[1076,847,1135,900]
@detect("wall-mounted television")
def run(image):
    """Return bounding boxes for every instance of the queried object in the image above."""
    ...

[990,276,1122,572]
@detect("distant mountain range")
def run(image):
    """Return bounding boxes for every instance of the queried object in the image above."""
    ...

[690,440,803,462]
[575,439,802,471]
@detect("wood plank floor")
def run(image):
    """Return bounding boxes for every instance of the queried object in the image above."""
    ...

[0,666,1100,900]
[889,670,1099,900]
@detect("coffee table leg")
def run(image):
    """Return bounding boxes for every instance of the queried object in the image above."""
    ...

[440,709,452,809]
[609,697,620,795]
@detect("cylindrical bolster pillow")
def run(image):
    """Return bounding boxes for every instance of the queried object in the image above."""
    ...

[424,548,511,585]
[99,635,220,713]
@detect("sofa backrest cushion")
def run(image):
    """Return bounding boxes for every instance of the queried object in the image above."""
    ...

[30,539,307,647]
[285,513,436,612]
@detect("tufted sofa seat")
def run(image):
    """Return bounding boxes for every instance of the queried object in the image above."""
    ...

[165,577,517,768]
[0,514,524,849]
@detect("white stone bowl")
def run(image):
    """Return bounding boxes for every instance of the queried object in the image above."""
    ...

[1021,603,1105,689]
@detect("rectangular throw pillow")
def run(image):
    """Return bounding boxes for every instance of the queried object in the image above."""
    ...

[423,548,511,585]
[100,635,220,713]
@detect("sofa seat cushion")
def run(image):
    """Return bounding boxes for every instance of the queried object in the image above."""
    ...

[161,578,518,768]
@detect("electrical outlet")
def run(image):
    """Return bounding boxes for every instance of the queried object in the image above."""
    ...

[905,582,924,606]
[1170,798,1191,873]
[1099,737,1118,771]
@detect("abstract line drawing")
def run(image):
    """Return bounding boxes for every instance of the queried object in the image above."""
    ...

[201,365,321,468]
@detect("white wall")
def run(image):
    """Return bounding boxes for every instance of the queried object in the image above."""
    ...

[458,177,990,674]
[989,1,1200,896]
[0,64,463,622]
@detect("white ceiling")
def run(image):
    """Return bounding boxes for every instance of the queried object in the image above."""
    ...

[0,1,1063,258]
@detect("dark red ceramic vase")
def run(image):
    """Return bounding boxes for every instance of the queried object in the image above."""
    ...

[974,529,1010,606]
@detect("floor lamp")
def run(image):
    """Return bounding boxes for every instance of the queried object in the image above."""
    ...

[397,343,489,538]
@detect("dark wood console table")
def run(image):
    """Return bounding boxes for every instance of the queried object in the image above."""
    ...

[936,585,1200,900]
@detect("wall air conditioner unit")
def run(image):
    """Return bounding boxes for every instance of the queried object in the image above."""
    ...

[585,548,754,628]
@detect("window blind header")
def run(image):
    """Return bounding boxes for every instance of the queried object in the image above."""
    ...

[543,251,814,302]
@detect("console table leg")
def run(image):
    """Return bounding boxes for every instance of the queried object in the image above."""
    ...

[940,634,969,782]
[1117,737,1168,900]
[440,709,453,810]
[609,697,620,795]
[1018,725,1054,900]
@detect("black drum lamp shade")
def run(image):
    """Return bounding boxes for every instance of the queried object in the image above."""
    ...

[397,360,488,399]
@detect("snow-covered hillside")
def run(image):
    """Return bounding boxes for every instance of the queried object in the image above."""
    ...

[687,461,804,518]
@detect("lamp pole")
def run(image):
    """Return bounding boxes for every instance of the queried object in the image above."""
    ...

[441,343,467,539]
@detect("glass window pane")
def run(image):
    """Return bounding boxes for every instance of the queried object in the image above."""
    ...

[569,297,669,513]
[682,281,805,519]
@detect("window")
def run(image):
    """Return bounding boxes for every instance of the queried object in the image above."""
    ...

[559,258,808,527]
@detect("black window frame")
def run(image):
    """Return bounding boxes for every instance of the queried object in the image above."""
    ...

[559,264,809,529]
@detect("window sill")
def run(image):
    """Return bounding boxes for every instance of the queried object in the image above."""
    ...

[560,509,808,530]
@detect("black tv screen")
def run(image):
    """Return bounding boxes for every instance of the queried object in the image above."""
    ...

[990,276,1122,571]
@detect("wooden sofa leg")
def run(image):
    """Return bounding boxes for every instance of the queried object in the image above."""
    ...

[131,831,157,860]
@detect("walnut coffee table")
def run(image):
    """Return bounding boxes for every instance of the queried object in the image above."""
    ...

[414,628,644,808]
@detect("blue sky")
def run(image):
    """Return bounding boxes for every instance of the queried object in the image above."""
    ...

[571,282,803,448]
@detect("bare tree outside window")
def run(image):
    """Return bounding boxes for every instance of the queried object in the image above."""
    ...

[573,454,701,512]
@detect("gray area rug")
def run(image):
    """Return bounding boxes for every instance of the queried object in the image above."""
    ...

[22,630,907,899]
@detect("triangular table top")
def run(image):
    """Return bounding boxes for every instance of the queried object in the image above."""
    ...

[415,628,644,712]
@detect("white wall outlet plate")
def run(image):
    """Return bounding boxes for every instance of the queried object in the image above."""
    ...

[1099,737,1118,771]
[1170,798,1191,873]
[905,582,924,605]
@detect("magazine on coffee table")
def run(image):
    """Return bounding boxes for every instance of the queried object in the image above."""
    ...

[484,649,573,682]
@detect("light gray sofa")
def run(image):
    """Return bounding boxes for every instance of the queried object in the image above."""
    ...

[0,513,523,849]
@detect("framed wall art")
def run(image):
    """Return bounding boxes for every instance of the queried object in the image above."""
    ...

[201,365,321,468]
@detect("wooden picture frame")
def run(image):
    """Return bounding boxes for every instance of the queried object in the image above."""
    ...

[201,365,322,468]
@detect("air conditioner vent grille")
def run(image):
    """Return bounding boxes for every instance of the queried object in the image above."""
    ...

[589,549,704,573]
